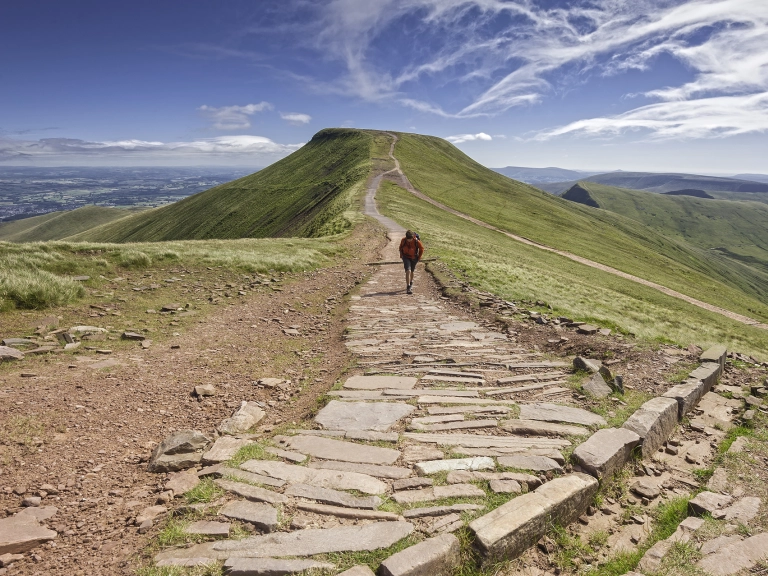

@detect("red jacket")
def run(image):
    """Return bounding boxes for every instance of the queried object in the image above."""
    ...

[399,237,424,260]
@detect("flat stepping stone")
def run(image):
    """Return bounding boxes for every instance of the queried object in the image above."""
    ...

[219,501,278,532]
[500,420,587,437]
[307,460,411,480]
[224,558,335,575]
[0,511,57,554]
[411,415,464,425]
[446,471,540,489]
[519,403,606,426]
[327,390,413,401]
[213,521,414,556]
[295,502,400,521]
[427,406,511,415]
[202,437,254,465]
[264,447,306,463]
[697,532,768,575]
[496,372,566,384]
[420,375,484,384]
[426,513,463,534]
[402,504,485,518]
[393,478,434,491]
[393,483,485,504]
[215,467,286,488]
[428,369,484,379]
[416,396,517,406]
[410,420,498,432]
[403,432,570,450]
[344,376,417,390]
[285,484,382,509]
[505,362,570,369]
[583,373,612,398]
[720,497,761,523]
[214,479,288,505]
[385,389,479,397]
[379,533,460,576]
[315,400,415,432]
[241,460,387,494]
[345,430,399,442]
[315,400,414,432]
[278,435,400,465]
[339,567,376,576]
[496,454,563,472]
[485,381,567,396]
[184,521,230,537]
[489,480,523,494]
[414,457,495,475]
[402,445,444,463]
[439,322,478,332]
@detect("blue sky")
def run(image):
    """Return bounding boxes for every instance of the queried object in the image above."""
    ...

[1,0,766,173]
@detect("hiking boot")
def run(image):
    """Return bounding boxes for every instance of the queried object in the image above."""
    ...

[406,287,412,294]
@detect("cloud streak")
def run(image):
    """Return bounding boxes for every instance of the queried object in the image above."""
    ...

[445,132,492,144]
[198,102,273,130]
[280,112,312,125]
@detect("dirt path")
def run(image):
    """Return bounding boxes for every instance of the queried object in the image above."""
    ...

[380,133,768,331]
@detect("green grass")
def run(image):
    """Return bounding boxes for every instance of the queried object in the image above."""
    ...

[378,180,768,358]
[389,132,768,323]
[563,181,768,276]
[135,564,222,576]
[226,442,280,468]
[0,205,144,242]
[184,478,224,504]
[72,129,375,242]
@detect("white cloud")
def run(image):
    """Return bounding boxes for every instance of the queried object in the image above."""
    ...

[0,135,303,166]
[280,112,312,125]
[445,132,492,144]
[198,102,273,130]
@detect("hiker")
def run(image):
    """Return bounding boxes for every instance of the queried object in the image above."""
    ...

[399,230,424,294]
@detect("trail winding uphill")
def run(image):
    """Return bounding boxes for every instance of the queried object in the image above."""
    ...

[378,133,768,331]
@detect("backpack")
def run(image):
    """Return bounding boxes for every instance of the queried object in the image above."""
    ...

[402,237,421,259]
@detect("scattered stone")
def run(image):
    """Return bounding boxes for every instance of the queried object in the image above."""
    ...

[295,502,400,521]
[343,375,417,390]
[379,533,460,576]
[202,436,253,465]
[212,522,414,556]
[402,504,485,519]
[285,484,381,509]
[136,505,167,525]
[571,428,640,480]
[315,400,414,432]
[697,532,768,575]
[69,325,107,334]
[582,371,612,398]
[194,384,216,397]
[414,457,495,475]
[278,435,400,465]
[622,397,678,458]
[496,454,562,473]
[165,470,200,496]
[264,447,306,463]
[242,460,388,494]
[22,496,41,507]
[700,535,743,555]
[631,480,660,499]
[470,473,599,563]
[184,521,230,537]
[393,478,433,491]
[214,479,288,505]
[489,480,522,494]
[219,501,278,532]
[574,358,600,374]
[519,403,606,426]
[0,553,24,567]
[689,491,733,516]
[0,511,57,554]
[707,468,728,492]
[0,347,24,361]
[161,303,182,312]
[219,401,265,435]
[121,332,146,341]
[721,497,761,523]
[728,436,748,453]
[223,558,336,575]
[148,430,210,473]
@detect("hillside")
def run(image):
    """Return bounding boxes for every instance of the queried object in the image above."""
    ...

[71,129,377,242]
[562,181,768,274]
[536,171,768,196]
[0,206,142,242]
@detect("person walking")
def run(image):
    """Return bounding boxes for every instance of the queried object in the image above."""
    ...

[399,230,424,294]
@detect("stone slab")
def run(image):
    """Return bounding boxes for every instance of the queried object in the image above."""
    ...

[219,402,265,435]
[284,484,381,509]
[402,504,485,519]
[295,502,400,521]
[278,435,400,465]
[344,376,417,390]
[689,491,733,516]
[446,471,540,489]
[219,501,278,532]
[518,403,606,427]
[403,432,569,450]
[217,467,287,488]
[213,521,414,556]
[583,373,612,399]
[420,375,484,384]
[387,389,479,397]
[214,479,287,505]
[202,436,253,465]
[184,520,230,536]
[700,345,727,370]
[0,513,57,554]
[315,400,414,432]
[689,363,721,391]
[571,428,641,480]
[414,457,495,475]
[223,557,336,575]
[0,346,24,361]
[427,406,512,415]
[392,484,485,504]
[496,454,562,473]
[241,460,387,494]
[470,473,599,563]
[721,497,761,523]
[379,533,460,576]
[165,470,201,496]
[338,567,375,576]
[410,420,498,432]
[148,429,210,473]
[393,478,434,491]
[307,460,411,480]
[501,420,587,437]
[622,397,679,458]
[662,379,709,418]
[696,532,768,576]
[417,396,517,406]
[264,447,307,463]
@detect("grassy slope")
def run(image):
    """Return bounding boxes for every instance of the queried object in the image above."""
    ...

[0,206,142,242]
[564,182,768,273]
[378,180,768,358]
[391,132,768,321]
[72,129,374,242]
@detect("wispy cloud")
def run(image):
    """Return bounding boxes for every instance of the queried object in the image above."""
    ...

[280,112,312,125]
[445,132,492,144]
[198,102,273,130]
[0,135,302,166]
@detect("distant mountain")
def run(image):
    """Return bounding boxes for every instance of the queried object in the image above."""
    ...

[733,173,768,184]
[492,166,600,184]
[663,189,714,199]
[536,171,768,195]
